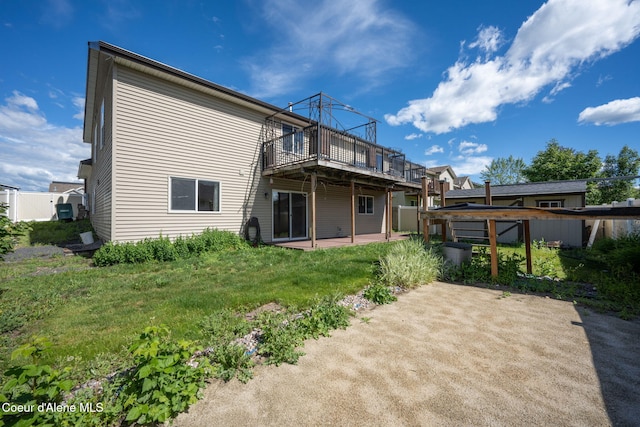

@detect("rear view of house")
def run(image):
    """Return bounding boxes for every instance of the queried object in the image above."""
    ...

[78,42,425,245]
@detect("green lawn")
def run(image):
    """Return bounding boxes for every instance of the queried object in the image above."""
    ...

[0,242,390,374]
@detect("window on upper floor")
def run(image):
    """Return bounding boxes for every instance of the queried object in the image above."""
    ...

[282,123,304,155]
[170,177,221,212]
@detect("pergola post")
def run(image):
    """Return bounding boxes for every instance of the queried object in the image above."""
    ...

[421,176,429,243]
[485,180,492,205]
[489,219,498,277]
[439,180,447,242]
[524,220,532,274]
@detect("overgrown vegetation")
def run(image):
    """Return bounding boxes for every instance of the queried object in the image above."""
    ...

[441,235,640,319]
[2,218,639,425]
[377,238,442,288]
[93,228,248,266]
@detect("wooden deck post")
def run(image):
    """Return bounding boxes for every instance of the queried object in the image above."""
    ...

[439,180,447,242]
[421,176,429,243]
[311,173,317,249]
[489,219,499,277]
[485,181,492,205]
[386,188,392,241]
[350,180,356,243]
[524,219,532,274]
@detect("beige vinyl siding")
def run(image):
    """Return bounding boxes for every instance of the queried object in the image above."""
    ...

[257,179,386,242]
[89,63,114,241]
[111,65,265,242]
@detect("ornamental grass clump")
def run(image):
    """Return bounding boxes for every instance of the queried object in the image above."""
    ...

[377,238,442,288]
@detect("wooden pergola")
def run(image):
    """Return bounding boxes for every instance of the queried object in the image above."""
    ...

[419,177,640,277]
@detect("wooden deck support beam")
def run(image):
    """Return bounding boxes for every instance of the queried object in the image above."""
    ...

[311,173,317,249]
[350,180,356,243]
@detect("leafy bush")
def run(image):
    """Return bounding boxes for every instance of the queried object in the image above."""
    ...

[442,247,524,286]
[93,228,248,266]
[200,309,252,349]
[0,336,74,426]
[377,239,442,288]
[211,344,254,384]
[363,283,397,305]
[119,325,209,425]
[256,311,305,366]
[0,202,30,259]
[296,295,351,339]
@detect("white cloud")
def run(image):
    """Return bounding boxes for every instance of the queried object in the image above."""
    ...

[245,0,415,98]
[468,25,503,55]
[578,97,640,126]
[425,145,444,156]
[0,91,88,191]
[458,141,487,155]
[405,133,422,141]
[451,156,493,176]
[72,96,85,120]
[385,0,640,134]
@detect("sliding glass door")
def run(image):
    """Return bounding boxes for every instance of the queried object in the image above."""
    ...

[273,191,307,240]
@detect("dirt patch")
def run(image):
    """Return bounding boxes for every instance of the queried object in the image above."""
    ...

[176,281,640,426]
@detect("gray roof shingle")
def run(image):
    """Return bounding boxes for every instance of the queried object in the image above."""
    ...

[446,180,587,199]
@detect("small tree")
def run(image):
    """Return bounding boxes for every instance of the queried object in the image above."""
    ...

[480,155,527,185]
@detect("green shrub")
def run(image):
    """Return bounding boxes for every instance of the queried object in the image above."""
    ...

[363,283,397,305]
[256,311,305,366]
[200,309,252,349]
[442,247,524,286]
[296,295,351,339]
[93,229,248,267]
[377,239,442,288]
[119,325,209,425]
[0,203,30,259]
[0,336,74,426]
[211,344,254,384]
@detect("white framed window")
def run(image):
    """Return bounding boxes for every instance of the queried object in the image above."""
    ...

[282,123,304,155]
[358,195,374,215]
[170,177,221,212]
[537,200,562,208]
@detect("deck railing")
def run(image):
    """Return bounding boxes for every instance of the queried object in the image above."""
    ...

[263,124,425,184]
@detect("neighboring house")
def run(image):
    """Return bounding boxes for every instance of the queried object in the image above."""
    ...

[453,176,474,190]
[78,41,426,244]
[444,180,588,247]
[48,181,84,193]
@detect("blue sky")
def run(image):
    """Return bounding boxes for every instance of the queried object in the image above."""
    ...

[1,0,639,191]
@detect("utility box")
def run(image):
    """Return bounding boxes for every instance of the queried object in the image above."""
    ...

[55,203,74,222]
[443,242,472,266]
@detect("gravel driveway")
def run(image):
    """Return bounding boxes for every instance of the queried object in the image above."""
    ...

[176,281,640,427]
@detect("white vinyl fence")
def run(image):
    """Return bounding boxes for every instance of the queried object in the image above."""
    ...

[585,198,640,246]
[1,190,84,222]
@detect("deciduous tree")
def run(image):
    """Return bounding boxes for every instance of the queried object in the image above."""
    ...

[523,139,601,182]
[480,155,527,185]
[598,145,640,204]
